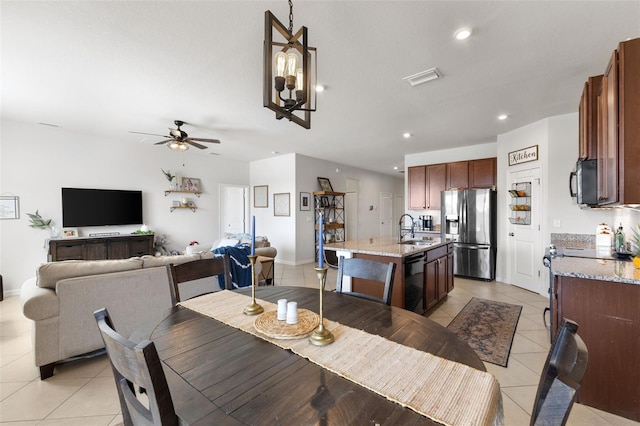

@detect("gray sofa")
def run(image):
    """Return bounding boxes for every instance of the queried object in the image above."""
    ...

[20,252,221,379]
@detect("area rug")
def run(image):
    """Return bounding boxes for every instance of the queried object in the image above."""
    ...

[447,297,522,367]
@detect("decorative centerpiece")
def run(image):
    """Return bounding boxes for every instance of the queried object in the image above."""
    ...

[309,213,334,346]
[244,216,264,315]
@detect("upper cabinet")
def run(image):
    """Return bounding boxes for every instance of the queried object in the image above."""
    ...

[408,166,426,210]
[469,157,497,188]
[591,38,640,206]
[446,161,469,189]
[408,158,496,210]
[578,75,602,160]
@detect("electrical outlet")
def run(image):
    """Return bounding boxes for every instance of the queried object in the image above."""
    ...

[553,219,561,228]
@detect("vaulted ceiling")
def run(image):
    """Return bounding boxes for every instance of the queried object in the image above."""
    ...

[2,1,639,175]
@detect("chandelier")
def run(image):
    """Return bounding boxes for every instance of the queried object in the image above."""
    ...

[168,141,188,152]
[263,1,317,129]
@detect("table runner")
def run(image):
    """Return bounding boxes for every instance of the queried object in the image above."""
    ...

[180,290,504,426]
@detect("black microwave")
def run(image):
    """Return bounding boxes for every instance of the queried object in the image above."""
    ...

[569,159,597,206]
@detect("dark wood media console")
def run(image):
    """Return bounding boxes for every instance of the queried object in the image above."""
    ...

[49,234,154,261]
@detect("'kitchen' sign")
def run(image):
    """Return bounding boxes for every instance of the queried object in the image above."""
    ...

[508,145,538,166]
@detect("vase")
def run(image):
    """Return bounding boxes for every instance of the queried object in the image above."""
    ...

[49,226,60,238]
[169,182,176,191]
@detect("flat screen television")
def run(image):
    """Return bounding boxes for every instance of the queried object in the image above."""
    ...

[62,187,143,227]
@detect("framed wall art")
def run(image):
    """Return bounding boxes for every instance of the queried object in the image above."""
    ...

[317,177,333,192]
[0,196,19,219]
[254,185,268,208]
[182,177,201,192]
[62,228,79,238]
[274,193,290,217]
[300,192,311,211]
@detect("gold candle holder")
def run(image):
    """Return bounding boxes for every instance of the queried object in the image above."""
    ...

[243,254,264,315]
[309,266,334,346]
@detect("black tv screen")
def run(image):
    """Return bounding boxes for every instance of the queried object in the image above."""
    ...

[62,188,143,227]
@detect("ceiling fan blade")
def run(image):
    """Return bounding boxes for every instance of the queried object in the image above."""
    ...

[189,137,221,144]
[154,139,174,145]
[185,140,208,149]
[130,131,170,138]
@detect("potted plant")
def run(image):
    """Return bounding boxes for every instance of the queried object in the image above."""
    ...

[27,210,60,238]
[162,168,176,190]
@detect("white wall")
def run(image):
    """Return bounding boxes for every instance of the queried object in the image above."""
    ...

[250,153,404,265]
[0,121,249,294]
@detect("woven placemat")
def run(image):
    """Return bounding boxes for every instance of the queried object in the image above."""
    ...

[254,309,319,339]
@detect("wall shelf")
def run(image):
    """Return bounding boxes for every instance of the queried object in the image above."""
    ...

[314,191,345,267]
[170,206,197,213]
[509,182,531,225]
[164,190,201,198]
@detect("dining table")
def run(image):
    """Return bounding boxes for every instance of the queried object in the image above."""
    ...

[148,286,500,425]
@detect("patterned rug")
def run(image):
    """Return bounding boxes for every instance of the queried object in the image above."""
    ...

[447,297,522,367]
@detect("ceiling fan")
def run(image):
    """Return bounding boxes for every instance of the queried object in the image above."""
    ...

[131,120,221,151]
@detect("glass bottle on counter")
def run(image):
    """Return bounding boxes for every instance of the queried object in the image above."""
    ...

[615,224,625,253]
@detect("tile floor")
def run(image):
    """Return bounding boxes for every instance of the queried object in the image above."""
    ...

[1,263,638,425]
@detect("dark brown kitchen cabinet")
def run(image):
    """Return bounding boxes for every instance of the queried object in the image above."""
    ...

[578,75,602,160]
[426,163,446,209]
[49,234,154,261]
[446,161,469,189]
[408,166,426,209]
[595,38,640,205]
[554,275,640,421]
[469,158,496,188]
[424,243,451,311]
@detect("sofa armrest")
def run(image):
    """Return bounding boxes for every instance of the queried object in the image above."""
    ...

[255,246,277,258]
[20,277,59,321]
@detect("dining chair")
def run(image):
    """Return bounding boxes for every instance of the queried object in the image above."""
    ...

[167,255,232,304]
[93,308,178,426]
[530,318,588,426]
[336,256,396,305]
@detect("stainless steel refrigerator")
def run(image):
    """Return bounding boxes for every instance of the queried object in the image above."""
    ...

[441,189,497,280]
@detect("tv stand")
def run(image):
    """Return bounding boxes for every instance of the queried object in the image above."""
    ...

[49,234,154,261]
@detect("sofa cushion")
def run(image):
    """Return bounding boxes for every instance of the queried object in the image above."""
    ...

[36,258,143,289]
[141,253,201,268]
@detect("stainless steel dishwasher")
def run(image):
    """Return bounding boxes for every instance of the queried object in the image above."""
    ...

[404,252,426,314]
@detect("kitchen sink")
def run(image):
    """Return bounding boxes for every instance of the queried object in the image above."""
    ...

[398,240,433,246]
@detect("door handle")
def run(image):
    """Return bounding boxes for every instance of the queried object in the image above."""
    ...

[509,232,515,237]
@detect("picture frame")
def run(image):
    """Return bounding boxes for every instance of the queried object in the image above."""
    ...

[273,192,290,217]
[254,185,268,208]
[62,228,79,238]
[317,177,333,192]
[0,196,19,219]
[300,192,311,211]
[181,177,201,192]
[321,196,329,207]
[172,200,181,207]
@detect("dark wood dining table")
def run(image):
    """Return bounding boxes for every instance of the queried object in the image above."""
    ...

[149,286,487,425]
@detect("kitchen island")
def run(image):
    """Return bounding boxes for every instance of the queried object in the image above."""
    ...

[324,237,453,312]
[550,256,639,421]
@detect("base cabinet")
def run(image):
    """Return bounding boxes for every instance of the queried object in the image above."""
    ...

[424,243,452,311]
[49,234,154,261]
[554,275,640,421]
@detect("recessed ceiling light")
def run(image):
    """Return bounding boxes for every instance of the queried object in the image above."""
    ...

[402,132,412,139]
[315,85,325,92]
[454,27,472,40]
[393,166,399,170]
[271,151,279,154]
[497,114,508,120]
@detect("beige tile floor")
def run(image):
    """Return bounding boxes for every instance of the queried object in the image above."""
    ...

[1,263,638,425]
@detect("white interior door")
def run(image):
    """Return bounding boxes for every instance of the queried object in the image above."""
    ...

[380,192,393,238]
[345,192,357,242]
[220,184,249,236]
[507,167,543,294]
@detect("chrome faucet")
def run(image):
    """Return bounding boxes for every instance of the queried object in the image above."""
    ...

[398,213,415,242]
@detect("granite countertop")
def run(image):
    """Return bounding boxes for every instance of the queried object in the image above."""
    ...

[552,256,640,286]
[323,237,448,258]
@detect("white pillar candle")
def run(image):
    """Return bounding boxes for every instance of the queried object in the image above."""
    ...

[277,299,288,321]
[286,301,298,325]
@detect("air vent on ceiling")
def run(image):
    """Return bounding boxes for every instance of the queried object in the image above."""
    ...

[403,67,441,87]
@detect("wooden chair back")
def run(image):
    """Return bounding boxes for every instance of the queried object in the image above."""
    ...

[336,256,396,305]
[94,308,178,426]
[167,255,232,304]
[530,318,588,426]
